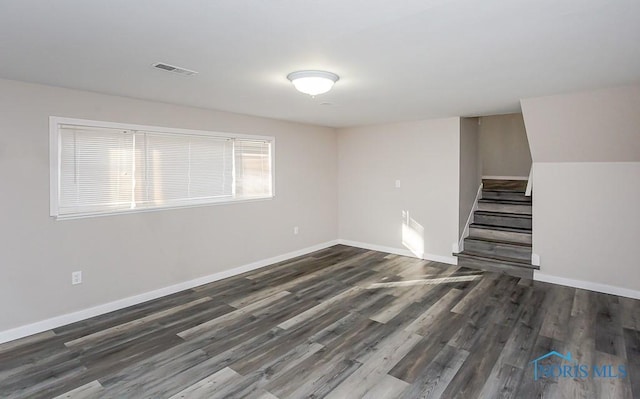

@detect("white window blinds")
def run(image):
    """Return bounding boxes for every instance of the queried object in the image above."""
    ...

[234,140,272,198]
[59,126,134,215]
[52,119,274,219]
[135,132,234,208]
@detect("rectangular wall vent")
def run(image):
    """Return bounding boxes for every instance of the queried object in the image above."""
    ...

[152,62,198,76]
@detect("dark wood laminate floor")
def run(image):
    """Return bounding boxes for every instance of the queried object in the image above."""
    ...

[1,245,639,398]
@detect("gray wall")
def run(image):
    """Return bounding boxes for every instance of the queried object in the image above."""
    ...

[0,79,338,331]
[479,113,532,177]
[337,118,460,262]
[459,117,480,238]
[522,84,640,293]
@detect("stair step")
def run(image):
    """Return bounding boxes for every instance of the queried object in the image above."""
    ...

[475,210,532,219]
[477,200,532,215]
[455,251,538,279]
[465,236,532,247]
[482,190,531,202]
[469,224,531,244]
[479,199,531,205]
[482,179,527,192]
[470,223,531,233]
[482,188,526,193]
[474,211,532,229]
[459,251,536,267]
[463,237,532,261]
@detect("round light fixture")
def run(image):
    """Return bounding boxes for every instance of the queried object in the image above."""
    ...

[287,70,339,96]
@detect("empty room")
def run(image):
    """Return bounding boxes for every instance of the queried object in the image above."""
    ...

[1,1,639,398]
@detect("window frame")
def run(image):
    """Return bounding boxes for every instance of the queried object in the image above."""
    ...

[49,116,275,220]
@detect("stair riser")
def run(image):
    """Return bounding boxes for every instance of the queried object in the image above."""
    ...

[464,240,532,261]
[457,257,534,279]
[477,202,532,214]
[475,214,532,229]
[482,180,527,192]
[482,191,530,202]
[469,227,532,244]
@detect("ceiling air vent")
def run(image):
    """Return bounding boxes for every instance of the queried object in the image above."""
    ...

[152,62,198,76]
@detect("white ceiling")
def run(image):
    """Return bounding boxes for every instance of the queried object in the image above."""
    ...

[1,0,639,127]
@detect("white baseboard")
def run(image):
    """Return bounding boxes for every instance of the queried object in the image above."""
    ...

[534,272,640,300]
[0,240,340,345]
[338,239,458,265]
[482,175,529,180]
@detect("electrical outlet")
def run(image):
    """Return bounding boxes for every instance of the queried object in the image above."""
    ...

[293,226,299,235]
[72,271,82,285]
[395,179,401,188]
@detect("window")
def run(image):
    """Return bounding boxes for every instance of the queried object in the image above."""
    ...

[50,117,274,219]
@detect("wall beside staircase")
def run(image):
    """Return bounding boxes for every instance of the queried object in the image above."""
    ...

[522,84,640,297]
[459,117,481,238]
[338,117,461,263]
[478,113,532,178]
[532,162,640,295]
[523,85,640,162]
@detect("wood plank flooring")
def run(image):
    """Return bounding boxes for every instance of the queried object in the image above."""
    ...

[1,245,639,398]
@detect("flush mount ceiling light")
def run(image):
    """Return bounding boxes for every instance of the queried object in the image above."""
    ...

[287,70,339,96]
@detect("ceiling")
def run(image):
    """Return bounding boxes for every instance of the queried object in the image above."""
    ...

[1,0,639,127]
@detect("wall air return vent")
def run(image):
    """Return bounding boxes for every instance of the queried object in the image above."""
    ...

[152,62,198,76]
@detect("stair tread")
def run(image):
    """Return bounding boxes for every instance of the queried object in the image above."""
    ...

[482,187,527,192]
[481,188,527,194]
[470,223,532,233]
[456,251,539,270]
[475,210,532,219]
[478,198,532,205]
[464,236,532,248]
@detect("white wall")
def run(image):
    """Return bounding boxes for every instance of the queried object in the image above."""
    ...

[522,84,640,296]
[0,79,338,332]
[337,118,460,263]
[459,117,480,238]
[479,113,532,177]
[532,162,640,293]
[523,85,640,163]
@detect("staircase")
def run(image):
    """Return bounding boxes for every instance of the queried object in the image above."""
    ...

[455,179,539,279]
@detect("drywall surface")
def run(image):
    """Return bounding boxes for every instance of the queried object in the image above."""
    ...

[459,117,480,237]
[532,162,640,292]
[338,118,460,261]
[523,84,640,295]
[0,78,338,331]
[479,113,532,177]
[522,84,640,163]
